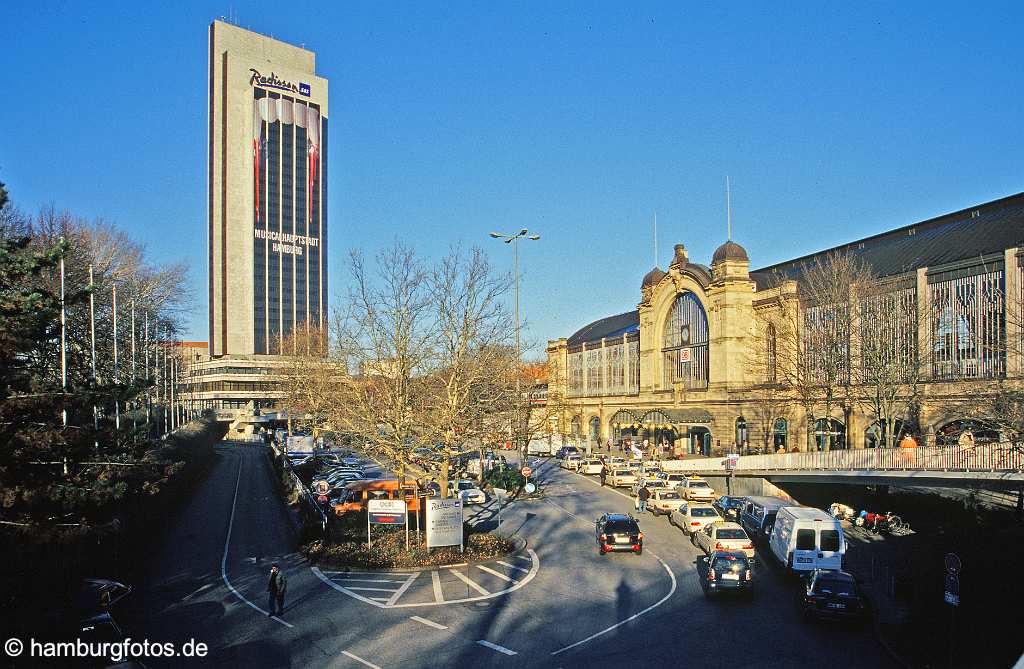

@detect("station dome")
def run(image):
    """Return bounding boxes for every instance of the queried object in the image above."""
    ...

[711,240,749,264]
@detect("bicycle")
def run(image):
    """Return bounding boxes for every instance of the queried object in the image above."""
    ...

[886,515,912,535]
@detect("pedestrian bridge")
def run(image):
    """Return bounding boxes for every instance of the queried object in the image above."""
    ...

[679,443,1024,489]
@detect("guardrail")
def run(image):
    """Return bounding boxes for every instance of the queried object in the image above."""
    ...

[680,442,1024,474]
[281,453,329,535]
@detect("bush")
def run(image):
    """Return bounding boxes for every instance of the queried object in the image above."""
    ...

[483,466,526,491]
[303,527,516,569]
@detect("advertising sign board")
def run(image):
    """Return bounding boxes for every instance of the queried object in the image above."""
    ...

[426,498,464,549]
[368,499,407,525]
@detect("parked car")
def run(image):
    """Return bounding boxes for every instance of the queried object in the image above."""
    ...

[595,513,643,555]
[646,489,685,515]
[769,507,846,572]
[561,454,583,470]
[669,503,721,535]
[609,469,639,488]
[450,479,487,505]
[556,446,582,459]
[579,458,605,475]
[739,495,790,544]
[679,477,716,501]
[699,550,754,598]
[713,495,747,521]
[691,521,756,559]
[801,569,868,621]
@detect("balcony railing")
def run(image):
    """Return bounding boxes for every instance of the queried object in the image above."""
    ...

[680,443,1024,474]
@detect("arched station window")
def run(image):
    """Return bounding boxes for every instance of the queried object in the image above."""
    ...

[662,292,709,389]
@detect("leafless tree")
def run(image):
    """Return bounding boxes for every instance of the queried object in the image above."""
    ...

[278,323,345,442]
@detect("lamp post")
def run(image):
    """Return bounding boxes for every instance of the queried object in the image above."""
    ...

[489,229,540,465]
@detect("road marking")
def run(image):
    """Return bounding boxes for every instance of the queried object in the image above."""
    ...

[477,640,517,656]
[386,571,420,606]
[410,615,448,630]
[431,570,444,603]
[513,554,533,562]
[346,586,400,592]
[221,458,294,628]
[495,560,530,574]
[449,569,490,595]
[476,564,515,582]
[341,650,382,669]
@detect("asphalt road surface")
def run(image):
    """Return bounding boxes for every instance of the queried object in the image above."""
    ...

[124,446,895,669]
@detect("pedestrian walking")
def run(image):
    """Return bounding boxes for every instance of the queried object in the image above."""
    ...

[267,562,287,616]
[599,463,608,487]
[637,484,650,513]
[606,437,613,453]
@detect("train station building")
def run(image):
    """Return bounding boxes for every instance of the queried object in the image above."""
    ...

[545,192,1024,455]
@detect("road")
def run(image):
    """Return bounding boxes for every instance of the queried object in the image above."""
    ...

[125,445,895,668]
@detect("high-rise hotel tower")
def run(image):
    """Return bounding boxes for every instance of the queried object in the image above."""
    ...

[208,20,328,357]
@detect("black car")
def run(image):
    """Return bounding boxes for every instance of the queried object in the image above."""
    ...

[801,569,869,621]
[595,513,643,555]
[699,550,753,597]
[713,495,746,520]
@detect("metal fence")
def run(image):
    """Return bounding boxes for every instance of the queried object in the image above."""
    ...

[680,442,1024,473]
[280,452,328,534]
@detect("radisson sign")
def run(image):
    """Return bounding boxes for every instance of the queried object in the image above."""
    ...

[249,68,310,97]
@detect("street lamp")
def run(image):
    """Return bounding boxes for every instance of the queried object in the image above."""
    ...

[489,228,540,465]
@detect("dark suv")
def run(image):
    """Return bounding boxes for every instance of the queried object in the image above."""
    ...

[801,569,869,621]
[595,513,643,555]
[699,550,753,597]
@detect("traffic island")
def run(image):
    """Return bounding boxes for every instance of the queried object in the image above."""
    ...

[302,530,519,569]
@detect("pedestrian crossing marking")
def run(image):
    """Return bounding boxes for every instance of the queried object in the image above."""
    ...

[476,564,515,582]
[448,568,490,595]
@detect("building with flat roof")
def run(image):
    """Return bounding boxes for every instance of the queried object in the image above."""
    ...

[208,19,329,357]
[546,193,1024,455]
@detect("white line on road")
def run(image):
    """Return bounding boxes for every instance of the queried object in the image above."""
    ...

[341,650,383,669]
[333,578,408,584]
[513,554,533,562]
[448,569,490,595]
[431,570,444,603]
[410,615,448,630]
[476,564,515,582]
[345,587,401,592]
[477,640,517,656]
[386,571,420,606]
[495,560,530,574]
[544,497,582,520]
[221,458,294,628]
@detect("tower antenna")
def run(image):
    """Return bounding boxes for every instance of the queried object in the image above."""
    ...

[653,210,658,267]
[726,175,732,241]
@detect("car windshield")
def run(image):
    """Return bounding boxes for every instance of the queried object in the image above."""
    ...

[712,556,749,571]
[690,481,710,488]
[457,481,474,491]
[692,508,718,517]
[816,575,856,594]
[820,529,841,551]
[614,470,631,476]
[716,529,747,539]
[660,492,680,500]
[605,521,638,534]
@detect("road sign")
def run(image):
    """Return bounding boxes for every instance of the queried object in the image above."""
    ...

[520,466,533,478]
[944,574,960,606]
[945,552,961,575]
[314,479,330,495]
[426,498,464,549]
[524,482,536,494]
[368,499,407,525]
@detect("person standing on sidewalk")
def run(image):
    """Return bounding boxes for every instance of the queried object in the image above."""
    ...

[600,462,608,487]
[267,563,287,616]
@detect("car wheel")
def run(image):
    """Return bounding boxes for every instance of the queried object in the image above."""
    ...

[635,547,643,556]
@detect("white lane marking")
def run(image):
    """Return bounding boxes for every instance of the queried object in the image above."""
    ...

[513,555,533,562]
[476,564,515,582]
[386,571,420,606]
[477,640,517,656]
[431,570,444,603]
[346,586,400,592]
[550,552,677,656]
[221,458,294,628]
[448,568,490,595]
[312,567,387,608]
[410,615,448,630]
[496,560,530,574]
[323,570,407,576]
[333,578,407,584]
[341,650,383,669]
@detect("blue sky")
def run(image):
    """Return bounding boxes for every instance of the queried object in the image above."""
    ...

[2,1,1021,353]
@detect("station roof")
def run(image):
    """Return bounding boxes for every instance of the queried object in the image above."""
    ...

[750,192,1024,289]
[566,309,639,346]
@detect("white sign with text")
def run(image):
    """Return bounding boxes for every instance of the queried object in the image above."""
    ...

[426,498,464,549]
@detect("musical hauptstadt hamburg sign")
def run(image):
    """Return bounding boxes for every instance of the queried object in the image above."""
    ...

[426,498,464,550]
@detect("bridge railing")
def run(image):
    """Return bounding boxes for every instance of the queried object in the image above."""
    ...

[680,442,1024,473]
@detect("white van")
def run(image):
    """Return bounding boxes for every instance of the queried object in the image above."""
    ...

[768,506,846,572]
